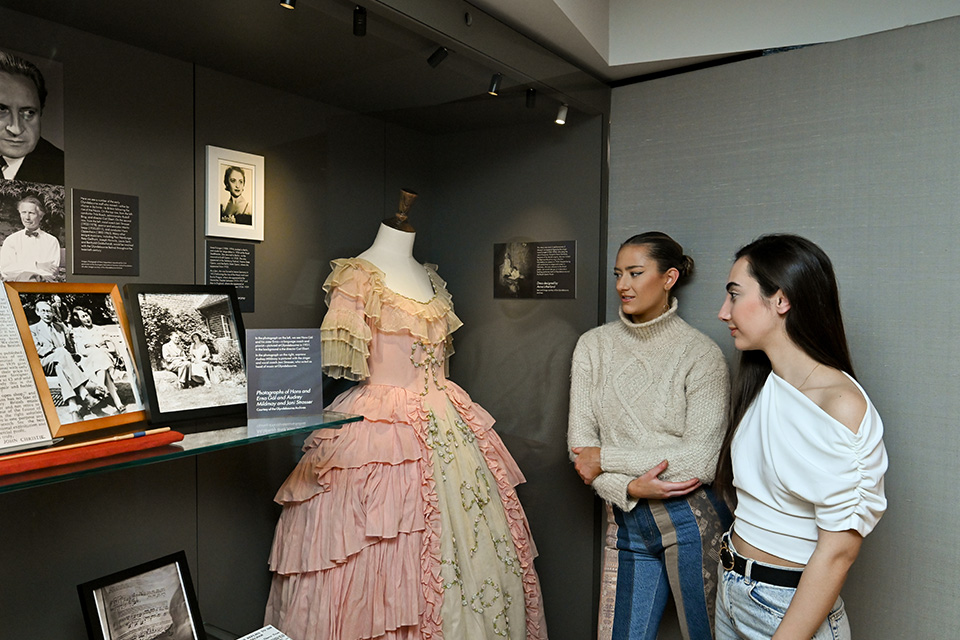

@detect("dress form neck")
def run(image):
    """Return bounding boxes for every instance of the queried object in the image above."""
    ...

[357,223,434,301]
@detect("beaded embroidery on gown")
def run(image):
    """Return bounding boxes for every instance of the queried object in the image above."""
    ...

[264,258,547,640]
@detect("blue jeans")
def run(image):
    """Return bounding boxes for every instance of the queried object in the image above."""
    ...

[612,485,732,640]
[714,539,850,640]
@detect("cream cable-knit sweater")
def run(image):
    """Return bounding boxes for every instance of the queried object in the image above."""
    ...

[567,300,729,511]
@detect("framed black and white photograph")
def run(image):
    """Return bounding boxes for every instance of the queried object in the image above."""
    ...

[0,48,66,282]
[77,550,207,640]
[204,145,264,242]
[124,284,247,424]
[0,48,64,186]
[4,282,146,438]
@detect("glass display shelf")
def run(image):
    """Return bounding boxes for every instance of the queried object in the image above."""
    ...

[0,410,361,494]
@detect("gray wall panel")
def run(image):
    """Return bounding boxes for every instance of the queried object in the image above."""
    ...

[194,66,350,329]
[610,16,960,639]
[197,438,305,635]
[425,116,606,640]
[0,460,198,638]
[0,5,196,286]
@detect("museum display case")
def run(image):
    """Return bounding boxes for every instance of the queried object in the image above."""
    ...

[0,1,609,637]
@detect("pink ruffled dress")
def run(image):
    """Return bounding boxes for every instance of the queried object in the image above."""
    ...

[264,258,547,640]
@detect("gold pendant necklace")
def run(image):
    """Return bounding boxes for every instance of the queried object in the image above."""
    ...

[798,363,820,390]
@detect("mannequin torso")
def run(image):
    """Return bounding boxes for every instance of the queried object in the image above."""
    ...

[356,223,434,302]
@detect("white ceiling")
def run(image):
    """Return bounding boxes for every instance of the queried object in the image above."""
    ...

[467,0,960,81]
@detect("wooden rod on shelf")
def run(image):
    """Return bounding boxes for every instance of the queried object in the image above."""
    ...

[0,428,172,461]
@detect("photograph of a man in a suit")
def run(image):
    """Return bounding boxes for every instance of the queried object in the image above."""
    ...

[0,50,64,185]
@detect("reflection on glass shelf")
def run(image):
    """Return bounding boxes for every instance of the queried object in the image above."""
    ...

[0,410,360,494]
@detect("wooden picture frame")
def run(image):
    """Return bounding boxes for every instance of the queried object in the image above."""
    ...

[77,550,207,640]
[124,284,247,424]
[204,145,264,241]
[4,282,146,438]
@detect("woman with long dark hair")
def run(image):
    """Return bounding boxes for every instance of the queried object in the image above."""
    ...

[714,234,888,639]
[568,231,731,640]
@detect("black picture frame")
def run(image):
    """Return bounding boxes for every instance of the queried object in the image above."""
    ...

[77,550,207,640]
[123,284,247,424]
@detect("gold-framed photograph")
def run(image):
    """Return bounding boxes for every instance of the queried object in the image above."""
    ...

[4,282,146,438]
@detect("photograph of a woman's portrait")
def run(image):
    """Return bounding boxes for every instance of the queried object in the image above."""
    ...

[218,163,253,226]
[204,146,262,241]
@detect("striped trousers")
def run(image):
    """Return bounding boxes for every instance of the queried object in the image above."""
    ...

[598,486,731,640]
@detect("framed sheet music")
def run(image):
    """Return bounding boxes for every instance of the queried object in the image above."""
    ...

[77,551,206,640]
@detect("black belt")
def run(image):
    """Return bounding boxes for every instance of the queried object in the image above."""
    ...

[719,536,803,589]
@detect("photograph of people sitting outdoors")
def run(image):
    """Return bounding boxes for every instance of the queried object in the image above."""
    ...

[23,292,142,425]
[136,292,246,415]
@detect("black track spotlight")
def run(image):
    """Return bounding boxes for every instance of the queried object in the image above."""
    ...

[353,6,367,36]
[555,103,568,125]
[427,46,449,68]
[526,88,537,109]
[488,73,503,96]
[279,0,296,9]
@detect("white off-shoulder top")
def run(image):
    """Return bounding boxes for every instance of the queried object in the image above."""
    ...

[731,371,888,564]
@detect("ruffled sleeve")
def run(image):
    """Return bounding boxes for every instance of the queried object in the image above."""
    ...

[319,259,377,380]
[319,259,464,380]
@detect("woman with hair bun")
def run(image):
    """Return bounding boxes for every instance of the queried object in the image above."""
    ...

[568,231,732,640]
[714,234,887,639]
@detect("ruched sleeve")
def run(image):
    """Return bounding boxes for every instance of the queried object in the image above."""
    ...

[733,372,888,562]
[795,402,888,537]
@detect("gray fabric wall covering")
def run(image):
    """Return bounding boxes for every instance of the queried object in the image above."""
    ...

[609,16,960,639]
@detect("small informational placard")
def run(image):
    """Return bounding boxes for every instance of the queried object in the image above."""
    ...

[0,289,51,453]
[238,624,290,640]
[206,240,255,313]
[493,240,576,299]
[72,189,139,276]
[238,625,294,640]
[246,329,323,433]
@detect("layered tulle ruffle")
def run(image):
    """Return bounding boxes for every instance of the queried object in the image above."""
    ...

[320,259,462,381]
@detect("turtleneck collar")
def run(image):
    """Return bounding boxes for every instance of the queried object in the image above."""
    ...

[617,297,681,341]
